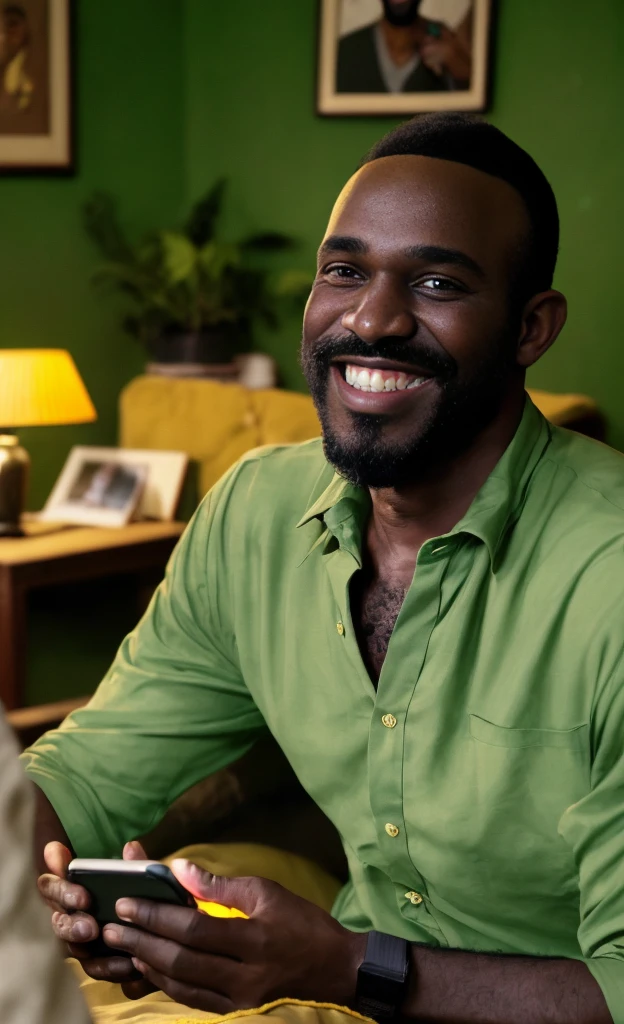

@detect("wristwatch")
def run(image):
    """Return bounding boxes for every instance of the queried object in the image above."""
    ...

[355,931,410,1022]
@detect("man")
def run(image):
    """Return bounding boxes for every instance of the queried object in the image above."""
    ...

[0,708,89,1024]
[25,113,624,1023]
[337,0,471,94]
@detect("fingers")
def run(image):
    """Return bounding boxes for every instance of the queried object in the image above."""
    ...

[103,923,240,993]
[121,978,158,1000]
[38,873,91,913]
[52,910,98,944]
[112,898,250,958]
[130,959,233,1015]
[78,955,140,983]
[170,861,262,918]
[43,841,73,878]
[124,840,148,860]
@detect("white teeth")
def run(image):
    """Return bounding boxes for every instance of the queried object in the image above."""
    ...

[342,363,429,394]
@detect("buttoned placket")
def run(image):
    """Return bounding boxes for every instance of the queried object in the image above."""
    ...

[324,509,453,940]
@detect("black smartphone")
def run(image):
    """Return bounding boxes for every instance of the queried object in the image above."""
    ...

[67,858,196,958]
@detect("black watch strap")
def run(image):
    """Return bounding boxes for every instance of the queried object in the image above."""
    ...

[355,931,410,1023]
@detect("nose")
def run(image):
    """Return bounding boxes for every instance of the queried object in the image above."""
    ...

[341,276,417,345]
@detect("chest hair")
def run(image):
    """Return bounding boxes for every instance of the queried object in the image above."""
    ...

[352,576,408,684]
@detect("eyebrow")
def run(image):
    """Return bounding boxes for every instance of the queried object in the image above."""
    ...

[318,235,368,257]
[318,236,485,279]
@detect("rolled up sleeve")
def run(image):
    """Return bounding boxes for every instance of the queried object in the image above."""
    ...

[20,462,266,857]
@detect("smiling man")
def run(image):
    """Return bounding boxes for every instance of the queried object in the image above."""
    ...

[24,114,624,1024]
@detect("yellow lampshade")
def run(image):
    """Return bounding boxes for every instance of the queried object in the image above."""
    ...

[0,349,97,427]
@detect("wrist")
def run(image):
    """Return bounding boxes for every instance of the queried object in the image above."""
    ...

[342,928,368,1007]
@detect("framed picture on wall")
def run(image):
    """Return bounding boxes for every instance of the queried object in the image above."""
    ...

[0,0,73,173]
[317,0,494,116]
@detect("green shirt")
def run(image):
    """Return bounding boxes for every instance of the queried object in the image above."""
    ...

[22,397,624,1022]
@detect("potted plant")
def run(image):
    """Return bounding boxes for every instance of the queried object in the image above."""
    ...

[82,180,312,373]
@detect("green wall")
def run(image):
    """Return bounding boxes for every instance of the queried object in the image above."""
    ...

[185,0,624,448]
[0,1,186,705]
[0,0,186,511]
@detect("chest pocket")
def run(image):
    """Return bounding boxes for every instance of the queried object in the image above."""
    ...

[467,714,589,899]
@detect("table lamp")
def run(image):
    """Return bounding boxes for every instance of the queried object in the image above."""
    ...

[0,349,97,536]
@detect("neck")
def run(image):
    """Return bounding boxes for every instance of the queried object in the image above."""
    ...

[366,387,526,564]
[380,17,427,65]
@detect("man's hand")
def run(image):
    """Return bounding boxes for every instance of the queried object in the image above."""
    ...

[102,859,367,1014]
[420,24,471,83]
[38,838,154,998]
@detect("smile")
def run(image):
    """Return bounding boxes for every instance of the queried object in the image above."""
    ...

[344,363,430,393]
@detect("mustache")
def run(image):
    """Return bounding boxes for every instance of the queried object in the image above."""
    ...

[306,333,457,381]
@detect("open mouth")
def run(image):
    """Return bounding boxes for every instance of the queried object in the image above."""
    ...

[338,361,431,393]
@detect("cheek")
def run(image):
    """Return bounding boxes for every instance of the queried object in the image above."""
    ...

[420,297,510,363]
[303,284,347,342]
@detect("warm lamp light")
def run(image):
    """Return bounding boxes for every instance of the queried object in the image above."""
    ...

[0,350,97,536]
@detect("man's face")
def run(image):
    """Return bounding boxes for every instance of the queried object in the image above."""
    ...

[381,0,422,27]
[301,155,531,489]
[0,10,28,62]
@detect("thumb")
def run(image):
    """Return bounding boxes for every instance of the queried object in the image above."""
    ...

[123,840,148,861]
[170,859,258,918]
[44,841,72,878]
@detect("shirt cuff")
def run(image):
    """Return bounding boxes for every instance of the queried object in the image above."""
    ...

[584,956,624,1024]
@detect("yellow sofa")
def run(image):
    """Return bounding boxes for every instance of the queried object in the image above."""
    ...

[119,376,603,503]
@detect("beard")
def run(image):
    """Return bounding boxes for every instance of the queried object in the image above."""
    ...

[301,330,517,490]
[381,0,422,27]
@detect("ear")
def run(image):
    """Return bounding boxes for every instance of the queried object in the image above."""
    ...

[516,290,567,369]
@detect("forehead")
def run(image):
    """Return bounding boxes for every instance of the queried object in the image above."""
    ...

[325,155,530,266]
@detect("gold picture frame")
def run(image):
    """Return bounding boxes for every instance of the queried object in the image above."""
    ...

[0,0,73,173]
[317,0,494,117]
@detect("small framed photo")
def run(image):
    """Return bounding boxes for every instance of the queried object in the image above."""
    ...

[0,0,73,173]
[41,447,189,528]
[317,0,494,117]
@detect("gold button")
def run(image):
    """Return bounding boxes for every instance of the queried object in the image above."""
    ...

[336,621,344,636]
[381,713,397,729]
[385,822,399,838]
[404,891,423,905]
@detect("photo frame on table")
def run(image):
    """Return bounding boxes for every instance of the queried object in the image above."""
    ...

[0,0,73,173]
[40,447,189,528]
[317,0,494,117]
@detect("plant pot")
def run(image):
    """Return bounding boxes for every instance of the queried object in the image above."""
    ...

[148,328,237,367]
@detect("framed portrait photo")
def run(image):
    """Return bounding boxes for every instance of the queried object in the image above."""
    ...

[0,0,73,173]
[40,447,189,528]
[317,0,494,116]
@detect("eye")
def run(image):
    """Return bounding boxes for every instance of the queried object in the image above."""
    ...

[418,276,462,292]
[323,263,364,282]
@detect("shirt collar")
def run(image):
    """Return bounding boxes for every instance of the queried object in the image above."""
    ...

[296,395,552,571]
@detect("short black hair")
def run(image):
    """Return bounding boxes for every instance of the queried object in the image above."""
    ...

[362,113,559,305]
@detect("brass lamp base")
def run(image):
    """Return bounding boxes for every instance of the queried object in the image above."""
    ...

[0,434,29,537]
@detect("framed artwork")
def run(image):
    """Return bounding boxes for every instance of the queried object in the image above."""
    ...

[40,447,189,528]
[317,0,494,116]
[0,0,73,173]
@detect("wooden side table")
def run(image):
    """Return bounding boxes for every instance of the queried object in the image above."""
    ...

[0,519,184,712]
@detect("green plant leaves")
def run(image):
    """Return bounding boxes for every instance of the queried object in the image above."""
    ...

[185,179,227,247]
[83,181,310,350]
[159,232,198,284]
